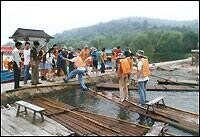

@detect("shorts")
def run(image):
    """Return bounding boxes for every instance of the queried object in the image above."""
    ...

[45,63,52,69]
[39,62,45,70]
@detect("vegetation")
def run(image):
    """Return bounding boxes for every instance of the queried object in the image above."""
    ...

[5,17,198,62]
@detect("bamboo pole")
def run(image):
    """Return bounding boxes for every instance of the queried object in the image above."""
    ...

[151,74,196,88]
[37,97,122,135]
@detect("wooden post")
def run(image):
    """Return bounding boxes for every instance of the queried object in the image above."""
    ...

[191,50,199,66]
[33,111,36,123]
[16,105,20,117]
[40,111,44,122]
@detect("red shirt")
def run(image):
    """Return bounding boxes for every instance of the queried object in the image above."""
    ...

[115,49,122,57]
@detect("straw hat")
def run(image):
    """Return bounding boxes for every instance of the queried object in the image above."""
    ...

[90,47,97,51]
[136,50,144,57]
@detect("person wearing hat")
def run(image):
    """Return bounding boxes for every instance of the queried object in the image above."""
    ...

[90,47,98,75]
[12,41,22,89]
[136,50,151,105]
[30,41,41,85]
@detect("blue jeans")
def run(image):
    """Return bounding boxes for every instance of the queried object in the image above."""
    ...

[138,80,148,104]
[64,68,88,90]
[24,65,31,83]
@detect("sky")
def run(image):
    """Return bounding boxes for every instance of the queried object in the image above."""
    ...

[1,1,199,45]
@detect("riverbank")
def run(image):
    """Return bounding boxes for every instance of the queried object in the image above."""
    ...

[1,57,199,136]
[1,57,199,104]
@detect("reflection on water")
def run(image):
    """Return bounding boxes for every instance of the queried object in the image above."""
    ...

[43,87,197,136]
[44,88,153,126]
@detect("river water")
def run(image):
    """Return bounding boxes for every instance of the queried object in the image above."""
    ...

[43,86,198,136]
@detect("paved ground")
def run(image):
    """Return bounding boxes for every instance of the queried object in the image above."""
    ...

[1,106,74,136]
[1,58,199,93]
[1,69,115,93]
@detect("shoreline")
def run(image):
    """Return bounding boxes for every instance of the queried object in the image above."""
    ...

[150,57,192,66]
[1,57,199,93]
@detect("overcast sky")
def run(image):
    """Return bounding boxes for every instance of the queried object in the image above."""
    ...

[1,1,199,45]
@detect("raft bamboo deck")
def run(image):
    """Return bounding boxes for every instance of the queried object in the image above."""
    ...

[157,79,199,86]
[96,83,199,91]
[28,97,151,136]
[88,88,199,135]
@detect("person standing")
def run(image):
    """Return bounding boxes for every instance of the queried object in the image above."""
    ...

[80,45,90,61]
[23,42,31,84]
[38,45,47,81]
[118,53,131,102]
[124,51,134,86]
[52,44,58,76]
[3,57,10,70]
[45,48,55,82]
[90,47,98,75]
[111,48,117,71]
[57,48,67,76]
[30,41,41,85]
[100,48,107,73]
[67,47,75,74]
[136,50,151,105]
[115,46,122,71]
[12,41,22,89]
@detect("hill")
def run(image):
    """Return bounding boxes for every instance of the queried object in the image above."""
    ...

[50,16,199,62]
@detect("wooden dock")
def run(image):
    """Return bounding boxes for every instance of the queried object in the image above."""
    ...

[1,106,74,136]
[26,97,168,136]
[96,83,199,91]
[88,88,199,135]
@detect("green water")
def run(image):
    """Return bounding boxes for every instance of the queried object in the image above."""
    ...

[42,87,198,136]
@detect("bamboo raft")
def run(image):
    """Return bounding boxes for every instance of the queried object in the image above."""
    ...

[27,97,153,136]
[88,88,199,135]
[157,79,199,86]
[96,83,199,91]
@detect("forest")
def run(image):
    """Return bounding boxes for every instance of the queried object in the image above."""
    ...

[4,17,198,62]
[49,17,198,62]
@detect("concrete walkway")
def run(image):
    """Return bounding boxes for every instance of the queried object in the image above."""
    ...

[1,106,74,136]
[1,69,115,93]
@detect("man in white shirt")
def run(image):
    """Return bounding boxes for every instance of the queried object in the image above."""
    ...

[23,42,31,84]
[12,41,22,89]
[136,50,150,105]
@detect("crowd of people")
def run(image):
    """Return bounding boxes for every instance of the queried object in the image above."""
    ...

[9,40,150,105]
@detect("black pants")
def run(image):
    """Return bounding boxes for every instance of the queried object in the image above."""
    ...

[93,60,98,69]
[100,60,106,73]
[13,62,20,89]
[68,62,74,73]
[116,58,119,71]
[61,64,67,75]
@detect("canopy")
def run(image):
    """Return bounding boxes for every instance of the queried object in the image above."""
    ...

[9,28,54,41]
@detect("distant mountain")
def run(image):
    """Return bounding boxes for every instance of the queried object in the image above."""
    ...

[52,16,198,43]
